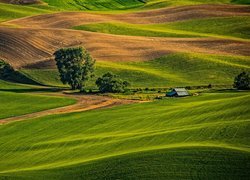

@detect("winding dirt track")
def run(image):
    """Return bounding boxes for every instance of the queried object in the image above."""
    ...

[0,4,250,69]
[0,92,138,125]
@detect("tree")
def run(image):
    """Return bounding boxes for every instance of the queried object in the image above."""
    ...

[54,47,95,91]
[0,60,14,79]
[96,72,130,93]
[233,71,250,90]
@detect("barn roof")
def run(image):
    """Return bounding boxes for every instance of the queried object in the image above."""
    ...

[174,88,189,96]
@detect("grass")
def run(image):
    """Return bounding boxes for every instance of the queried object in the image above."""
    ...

[20,69,65,87]
[0,1,249,178]
[0,80,76,119]
[42,0,145,11]
[0,91,76,119]
[0,2,55,22]
[73,16,250,40]
[142,0,250,9]
[73,22,201,38]
[20,53,250,88]
[164,16,250,40]
[1,0,249,22]
[40,0,250,11]
[0,91,249,178]
[0,79,38,90]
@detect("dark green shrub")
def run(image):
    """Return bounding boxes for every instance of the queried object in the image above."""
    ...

[233,72,250,90]
[0,60,14,79]
[96,72,130,93]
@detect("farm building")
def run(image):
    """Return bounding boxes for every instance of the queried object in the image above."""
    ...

[166,88,189,97]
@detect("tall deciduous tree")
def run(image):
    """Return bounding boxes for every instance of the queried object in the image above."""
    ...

[54,47,95,91]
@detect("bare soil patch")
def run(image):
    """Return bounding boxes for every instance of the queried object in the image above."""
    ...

[1,27,249,69]
[0,4,249,69]
[119,4,250,24]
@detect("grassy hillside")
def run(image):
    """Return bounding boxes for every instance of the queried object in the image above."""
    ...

[0,80,76,119]
[41,0,250,10]
[0,91,249,178]
[1,0,249,22]
[73,22,200,38]
[0,79,38,90]
[20,69,65,87]
[0,1,249,179]
[42,0,145,10]
[0,2,55,22]
[93,53,250,88]
[143,0,250,9]
[21,53,250,88]
[0,92,75,119]
[74,16,250,40]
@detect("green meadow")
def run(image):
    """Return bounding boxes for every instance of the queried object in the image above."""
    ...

[0,80,76,119]
[21,53,250,88]
[38,0,250,11]
[0,0,249,179]
[0,91,75,119]
[0,0,249,22]
[74,16,250,40]
[0,91,249,178]
[0,2,55,22]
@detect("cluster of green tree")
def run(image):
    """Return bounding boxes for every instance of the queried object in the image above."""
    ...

[54,47,129,93]
[96,72,129,93]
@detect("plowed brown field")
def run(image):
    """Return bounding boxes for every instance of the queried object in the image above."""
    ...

[0,4,250,69]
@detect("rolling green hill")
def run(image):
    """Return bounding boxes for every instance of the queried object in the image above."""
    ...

[143,0,250,9]
[1,0,249,23]
[0,80,76,119]
[0,91,75,119]
[40,0,250,11]
[0,91,249,178]
[42,0,145,10]
[20,53,250,88]
[0,0,249,179]
[0,2,55,22]
[74,16,250,40]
